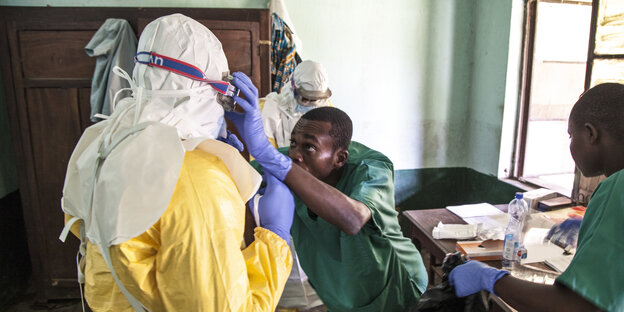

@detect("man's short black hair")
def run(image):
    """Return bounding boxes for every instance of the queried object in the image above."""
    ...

[570,83,624,142]
[301,106,353,150]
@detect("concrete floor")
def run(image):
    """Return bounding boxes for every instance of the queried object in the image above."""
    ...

[4,284,86,312]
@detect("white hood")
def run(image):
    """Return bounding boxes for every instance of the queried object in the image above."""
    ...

[129,13,230,141]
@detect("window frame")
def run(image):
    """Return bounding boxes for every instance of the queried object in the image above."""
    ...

[510,0,594,200]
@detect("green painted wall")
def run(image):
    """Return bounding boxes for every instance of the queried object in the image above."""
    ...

[468,1,514,174]
[0,0,514,175]
[394,167,522,233]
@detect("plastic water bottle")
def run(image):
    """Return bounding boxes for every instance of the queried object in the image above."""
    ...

[502,192,529,271]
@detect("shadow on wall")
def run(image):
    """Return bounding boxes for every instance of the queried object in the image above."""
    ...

[0,191,31,310]
[394,167,523,235]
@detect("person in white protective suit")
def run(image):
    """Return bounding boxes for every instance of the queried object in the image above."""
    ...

[59,14,295,312]
[261,60,332,148]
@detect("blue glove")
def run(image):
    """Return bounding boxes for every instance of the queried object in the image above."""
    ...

[217,130,244,152]
[546,218,582,249]
[224,72,291,181]
[249,172,295,243]
[448,260,509,297]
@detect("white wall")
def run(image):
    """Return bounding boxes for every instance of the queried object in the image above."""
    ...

[283,0,430,169]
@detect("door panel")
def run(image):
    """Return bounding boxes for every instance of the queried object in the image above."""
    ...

[25,88,83,285]
[20,31,96,79]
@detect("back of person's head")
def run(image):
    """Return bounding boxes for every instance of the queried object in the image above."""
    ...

[134,14,228,89]
[292,60,332,100]
[570,83,624,143]
[129,14,230,140]
[301,107,352,150]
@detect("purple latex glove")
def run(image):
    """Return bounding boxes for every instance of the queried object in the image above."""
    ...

[249,172,294,243]
[225,72,292,181]
[217,130,244,152]
[449,260,509,297]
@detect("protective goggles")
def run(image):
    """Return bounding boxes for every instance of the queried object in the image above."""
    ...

[291,78,328,107]
[135,51,239,111]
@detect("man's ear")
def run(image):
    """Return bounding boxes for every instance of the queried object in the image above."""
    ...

[584,122,599,144]
[334,149,349,168]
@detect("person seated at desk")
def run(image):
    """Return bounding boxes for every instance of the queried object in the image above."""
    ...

[226,78,428,311]
[449,83,624,311]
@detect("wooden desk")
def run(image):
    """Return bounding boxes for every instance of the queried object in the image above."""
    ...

[403,204,508,284]
[404,205,564,312]
[403,205,559,284]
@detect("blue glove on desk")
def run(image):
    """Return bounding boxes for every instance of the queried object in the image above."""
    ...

[217,130,244,152]
[546,218,582,249]
[249,172,294,243]
[449,260,509,297]
[225,72,292,181]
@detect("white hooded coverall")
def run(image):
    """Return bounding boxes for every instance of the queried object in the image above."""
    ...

[60,14,292,312]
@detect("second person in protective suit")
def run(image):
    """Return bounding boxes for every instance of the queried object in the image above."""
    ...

[261,60,333,148]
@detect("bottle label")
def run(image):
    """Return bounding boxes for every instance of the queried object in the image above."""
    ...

[503,233,515,260]
[517,246,527,260]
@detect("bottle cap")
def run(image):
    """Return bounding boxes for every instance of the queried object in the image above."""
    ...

[515,192,523,200]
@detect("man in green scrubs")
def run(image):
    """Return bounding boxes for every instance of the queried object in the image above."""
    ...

[233,99,428,310]
[283,107,428,311]
[449,83,624,311]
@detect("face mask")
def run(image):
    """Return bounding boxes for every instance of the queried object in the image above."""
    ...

[295,103,316,114]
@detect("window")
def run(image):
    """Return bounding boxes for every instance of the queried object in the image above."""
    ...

[572,0,624,202]
[514,0,592,196]
[510,0,624,203]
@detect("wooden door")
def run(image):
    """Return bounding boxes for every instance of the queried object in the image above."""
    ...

[4,21,98,300]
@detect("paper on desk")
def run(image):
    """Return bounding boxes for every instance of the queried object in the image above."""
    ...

[463,213,509,226]
[446,203,504,218]
[545,255,574,273]
[520,227,569,265]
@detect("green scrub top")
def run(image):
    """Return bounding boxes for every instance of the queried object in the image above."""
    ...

[284,141,428,312]
[556,169,624,311]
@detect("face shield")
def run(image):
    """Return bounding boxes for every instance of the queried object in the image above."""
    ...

[290,60,331,114]
[291,78,329,108]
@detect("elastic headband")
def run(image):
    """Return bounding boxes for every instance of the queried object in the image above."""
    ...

[134,51,235,96]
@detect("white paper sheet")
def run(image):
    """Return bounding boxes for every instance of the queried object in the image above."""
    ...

[520,227,568,264]
[545,255,574,272]
[446,203,505,218]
